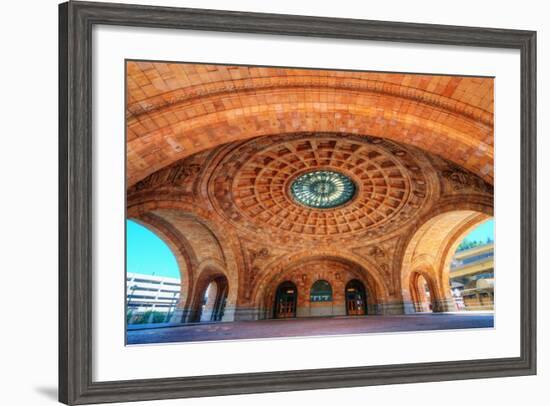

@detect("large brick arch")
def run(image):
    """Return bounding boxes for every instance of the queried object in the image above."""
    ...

[261,259,381,318]
[127,199,244,313]
[251,251,391,316]
[437,215,494,297]
[408,270,439,312]
[127,63,493,187]
[188,262,230,322]
[131,213,197,310]
[397,197,493,312]
[127,90,493,187]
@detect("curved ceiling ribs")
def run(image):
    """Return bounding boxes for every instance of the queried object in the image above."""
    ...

[127,75,493,126]
[127,62,494,187]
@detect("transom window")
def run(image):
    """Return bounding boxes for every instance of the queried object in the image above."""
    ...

[310,280,333,302]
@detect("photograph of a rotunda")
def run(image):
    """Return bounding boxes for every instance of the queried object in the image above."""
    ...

[125,61,495,345]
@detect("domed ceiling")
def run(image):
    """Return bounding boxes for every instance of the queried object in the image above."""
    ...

[208,133,430,245]
[126,131,496,248]
[126,62,495,312]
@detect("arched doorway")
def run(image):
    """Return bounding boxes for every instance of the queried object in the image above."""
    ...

[126,219,183,325]
[410,272,435,313]
[255,254,390,320]
[448,218,495,311]
[345,279,367,316]
[274,281,297,319]
[399,205,493,314]
[199,275,228,322]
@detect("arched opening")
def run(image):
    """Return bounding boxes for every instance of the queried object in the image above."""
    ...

[127,205,241,323]
[400,205,492,314]
[254,253,390,320]
[345,279,367,316]
[126,219,182,325]
[274,281,298,319]
[409,272,435,313]
[448,219,495,311]
[198,275,229,322]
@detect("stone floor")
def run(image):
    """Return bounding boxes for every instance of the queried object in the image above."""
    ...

[126,312,494,345]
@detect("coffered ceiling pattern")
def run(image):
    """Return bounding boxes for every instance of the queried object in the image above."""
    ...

[208,133,430,245]
[128,132,493,249]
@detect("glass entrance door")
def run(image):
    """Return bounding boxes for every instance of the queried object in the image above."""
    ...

[274,282,297,318]
[346,279,367,316]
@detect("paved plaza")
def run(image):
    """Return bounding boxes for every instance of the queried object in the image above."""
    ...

[127,312,494,345]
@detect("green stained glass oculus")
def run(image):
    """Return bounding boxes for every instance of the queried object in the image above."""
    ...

[290,170,356,209]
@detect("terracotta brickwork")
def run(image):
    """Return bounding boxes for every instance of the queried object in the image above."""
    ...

[126,62,494,321]
[260,258,374,318]
[400,210,491,312]
[127,62,494,187]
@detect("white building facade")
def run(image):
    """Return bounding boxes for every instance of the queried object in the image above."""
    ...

[126,273,181,324]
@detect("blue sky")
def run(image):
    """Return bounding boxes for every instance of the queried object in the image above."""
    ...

[463,218,494,242]
[126,218,494,278]
[126,220,180,279]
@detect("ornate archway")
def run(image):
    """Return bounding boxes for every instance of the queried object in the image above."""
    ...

[127,200,243,323]
[196,274,229,322]
[409,271,438,313]
[398,199,493,313]
[129,216,193,315]
[127,62,493,188]
[252,253,389,319]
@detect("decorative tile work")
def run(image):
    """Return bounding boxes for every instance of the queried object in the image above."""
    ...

[125,62,495,320]
[126,62,494,187]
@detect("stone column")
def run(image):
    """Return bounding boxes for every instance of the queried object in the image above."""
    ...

[375,295,417,315]
[232,306,263,321]
[221,305,236,322]
[433,297,457,312]
[402,301,417,314]
[377,302,406,315]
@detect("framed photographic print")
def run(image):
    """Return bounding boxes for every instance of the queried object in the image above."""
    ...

[59,1,537,404]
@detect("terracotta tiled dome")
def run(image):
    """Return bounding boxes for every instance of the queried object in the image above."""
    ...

[208,133,431,245]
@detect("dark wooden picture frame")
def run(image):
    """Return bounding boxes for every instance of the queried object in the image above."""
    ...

[59,1,537,404]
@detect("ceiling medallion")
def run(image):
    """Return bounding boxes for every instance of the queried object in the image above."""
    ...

[290,170,356,209]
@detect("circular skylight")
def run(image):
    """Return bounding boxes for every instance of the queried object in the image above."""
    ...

[290,170,356,209]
